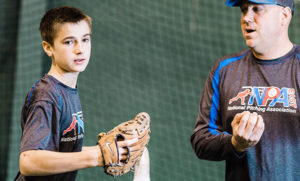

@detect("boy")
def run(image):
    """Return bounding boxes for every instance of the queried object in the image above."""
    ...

[15,6,149,181]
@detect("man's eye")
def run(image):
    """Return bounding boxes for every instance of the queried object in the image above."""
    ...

[240,7,247,13]
[253,6,262,13]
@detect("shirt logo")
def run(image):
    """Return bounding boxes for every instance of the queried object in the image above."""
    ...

[228,86,297,113]
[63,111,84,135]
[229,89,252,105]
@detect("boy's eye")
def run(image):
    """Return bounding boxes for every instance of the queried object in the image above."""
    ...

[64,40,73,45]
[82,38,90,43]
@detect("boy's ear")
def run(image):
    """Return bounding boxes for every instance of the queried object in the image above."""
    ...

[42,41,53,58]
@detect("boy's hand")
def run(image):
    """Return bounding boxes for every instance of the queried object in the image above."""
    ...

[118,138,138,164]
[231,111,265,153]
[97,112,151,176]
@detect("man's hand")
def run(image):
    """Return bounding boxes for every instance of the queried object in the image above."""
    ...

[231,111,265,153]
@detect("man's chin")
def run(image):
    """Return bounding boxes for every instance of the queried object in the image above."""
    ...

[245,40,256,49]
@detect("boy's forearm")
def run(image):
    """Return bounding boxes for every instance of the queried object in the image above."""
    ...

[20,146,102,176]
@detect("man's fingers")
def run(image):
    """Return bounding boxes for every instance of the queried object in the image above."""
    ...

[243,112,258,140]
[250,115,265,142]
[231,113,242,127]
[231,112,264,152]
[237,111,250,136]
[231,111,249,131]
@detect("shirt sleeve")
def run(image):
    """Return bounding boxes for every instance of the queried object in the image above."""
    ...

[20,101,61,153]
[190,67,243,161]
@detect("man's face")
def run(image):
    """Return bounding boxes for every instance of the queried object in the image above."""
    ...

[240,1,283,52]
[50,20,91,74]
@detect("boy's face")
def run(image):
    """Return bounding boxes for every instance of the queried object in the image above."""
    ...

[46,20,91,74]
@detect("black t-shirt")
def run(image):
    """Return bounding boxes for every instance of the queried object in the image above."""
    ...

[15,75,84,181]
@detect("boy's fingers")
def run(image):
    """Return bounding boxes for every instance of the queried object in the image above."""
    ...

[118,138,138,147]
[119,147,129,163]
[119,147,129,155]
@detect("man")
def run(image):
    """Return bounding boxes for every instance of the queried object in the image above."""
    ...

[191,0,300,180]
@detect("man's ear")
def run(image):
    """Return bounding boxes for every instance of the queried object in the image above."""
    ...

[280,6,292,26]
[42,41,53,58]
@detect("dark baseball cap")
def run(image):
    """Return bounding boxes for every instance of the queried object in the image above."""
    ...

[226,0,294,13]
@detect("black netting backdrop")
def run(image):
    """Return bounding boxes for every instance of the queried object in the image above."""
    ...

[1,0,300,180]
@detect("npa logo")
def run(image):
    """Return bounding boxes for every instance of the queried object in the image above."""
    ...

[228,86,297,113]
[63,111,84,135]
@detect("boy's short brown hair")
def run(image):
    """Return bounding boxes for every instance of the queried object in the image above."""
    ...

[39,6,92,45]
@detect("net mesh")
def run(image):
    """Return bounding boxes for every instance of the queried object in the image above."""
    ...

[2,0,300,180]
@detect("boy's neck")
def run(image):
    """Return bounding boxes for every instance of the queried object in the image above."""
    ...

[48,67,79,88]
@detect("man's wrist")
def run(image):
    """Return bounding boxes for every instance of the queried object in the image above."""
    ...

[231,136,245,153]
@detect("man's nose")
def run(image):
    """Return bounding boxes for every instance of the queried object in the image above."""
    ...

[242,8,254,23]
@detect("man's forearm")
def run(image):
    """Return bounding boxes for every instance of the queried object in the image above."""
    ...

[19,146,101,176]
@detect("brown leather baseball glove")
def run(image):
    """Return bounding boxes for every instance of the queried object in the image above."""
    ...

[97,112,151,176]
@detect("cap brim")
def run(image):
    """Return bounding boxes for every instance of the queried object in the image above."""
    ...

[226,0,276,7]
[225,0,241,6]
